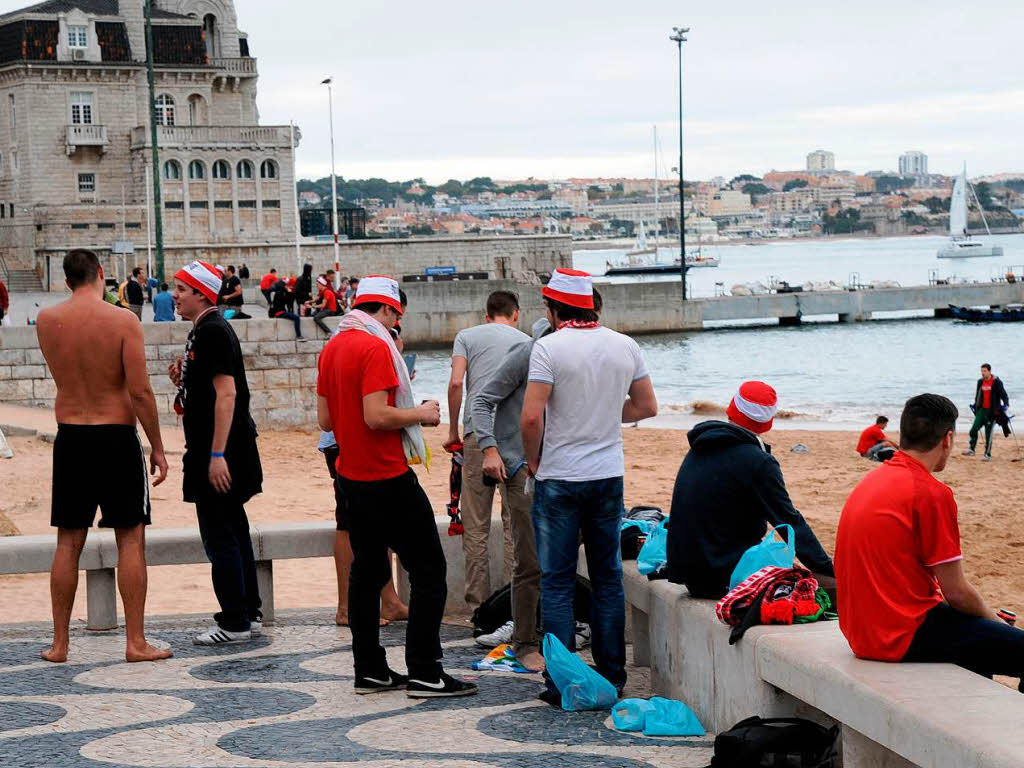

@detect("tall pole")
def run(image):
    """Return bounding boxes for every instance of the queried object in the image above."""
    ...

[322,77,340,287]
[145,165,153,278]
[290,120,302,276]
[145,0,164,281]
[670,26,689,302]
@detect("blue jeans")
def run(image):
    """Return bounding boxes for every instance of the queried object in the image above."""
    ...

[533,476,626,692]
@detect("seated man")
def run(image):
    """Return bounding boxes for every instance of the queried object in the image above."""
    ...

[835,394,1024,687]
[666,380,835,599]
[857,415,897,462]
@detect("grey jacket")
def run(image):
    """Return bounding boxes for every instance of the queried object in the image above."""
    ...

[470,318,551,475]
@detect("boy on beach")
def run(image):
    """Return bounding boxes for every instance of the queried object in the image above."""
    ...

[836,394,1024,687]
[857,415,897,461]
[963,364,1009,461]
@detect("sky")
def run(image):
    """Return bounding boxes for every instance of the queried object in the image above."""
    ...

[4,0,1024,182]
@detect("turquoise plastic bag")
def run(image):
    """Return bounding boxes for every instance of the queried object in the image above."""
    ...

[643,696,705,736]
[611,698,654,731]
[637,519,669,575]
[728,523,795,590]
[542,633,618,711]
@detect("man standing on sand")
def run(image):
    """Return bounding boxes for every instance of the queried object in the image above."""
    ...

[124,267,146,320]
[317,274,477,698]
[35,249,171,664]
[522,268,658,703]
[963,363,1009,461]
[444,291,529,618]
[170,261,264,646]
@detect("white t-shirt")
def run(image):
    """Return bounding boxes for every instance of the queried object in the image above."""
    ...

[528,325,649,482]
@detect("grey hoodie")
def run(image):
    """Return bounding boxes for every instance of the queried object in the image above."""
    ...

[470,317,552,475]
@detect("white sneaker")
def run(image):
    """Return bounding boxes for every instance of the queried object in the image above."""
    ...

[475,620,514,648]
[250,618,262,637]
[193,626,252,646]
[574,621,592,650]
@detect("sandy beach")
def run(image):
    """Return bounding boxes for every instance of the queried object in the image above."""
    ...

[3,420,1024,625]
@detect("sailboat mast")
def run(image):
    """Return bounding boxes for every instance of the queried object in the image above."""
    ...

[653,125,659,247]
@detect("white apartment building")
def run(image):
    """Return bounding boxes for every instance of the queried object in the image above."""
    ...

[0,0,299,281]
[899,151,928,177]
[806,149,836,173]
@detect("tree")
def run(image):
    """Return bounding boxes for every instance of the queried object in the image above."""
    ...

[973,181,994,210]
[1001,178,1024,193]
[742,182,772,197]
[731,174,761,184]
[822,207,866,234]
[874,175,914,194]
[922,196,950,214]
[438,179,464,197]
[783,179,809,192]
[466,177,495,191]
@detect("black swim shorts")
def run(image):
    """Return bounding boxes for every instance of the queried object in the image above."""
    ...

[51,424,152,529]
[323,445,350,531]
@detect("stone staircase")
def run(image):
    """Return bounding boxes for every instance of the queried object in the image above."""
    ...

[3,269,42,292]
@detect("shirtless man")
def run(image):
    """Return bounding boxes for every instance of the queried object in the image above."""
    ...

[35,249,171,664]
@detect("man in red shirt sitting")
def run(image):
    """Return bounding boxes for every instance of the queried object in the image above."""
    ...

[856,415,897,462]
[311,275,341,335]
[316,274,477,699]
[836,394,1024,689]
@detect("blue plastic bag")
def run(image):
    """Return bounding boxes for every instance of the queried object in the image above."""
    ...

[637,519,669,575]
[611,698,655,731]
[729,523,795,590]
[621,519,657,535]
[643,696,705,736]
[542,633,618,711]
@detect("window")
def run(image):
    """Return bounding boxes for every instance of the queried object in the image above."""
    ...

[262,199,280,208]
[187,94,206,126]
[236,160,254,179]
[260,160,278,179]
[164,201,184,209]
[97,222,115,229]
[70,92,93,125]
[188,160,205,180]
[189,200,208,208]
[77,173,95,194]
[71,223,89,229]
[126,222,141,229]
[9,94,15,133]
[155,94,175,126]
[163,160,182,180]
[238,199,256,208]
[68,25,87,48]
[213,200,232,208]
[212,159,230,179]
[11,151,18,173]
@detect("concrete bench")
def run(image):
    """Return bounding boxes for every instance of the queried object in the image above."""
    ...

[602,560,1024,767]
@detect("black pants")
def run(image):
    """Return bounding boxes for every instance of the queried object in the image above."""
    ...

[340,470,447,680]
[904,602,1024,691]
[195,495,262,632]
[314,308,340,334]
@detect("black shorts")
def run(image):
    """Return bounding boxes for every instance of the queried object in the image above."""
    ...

[324,445,350,531]
[51,424,151,529]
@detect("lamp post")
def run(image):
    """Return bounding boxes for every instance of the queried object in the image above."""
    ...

[670,26,689,302]
[321,77,340,285]
[144,0,164,282]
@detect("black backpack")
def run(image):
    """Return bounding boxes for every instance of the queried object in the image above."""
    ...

[709,716,839,768]
[471,577,594,634]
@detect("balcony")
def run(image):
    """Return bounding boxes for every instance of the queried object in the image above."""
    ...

[130,124,299,150]
[65,124,108,155]
[211,57,258,76]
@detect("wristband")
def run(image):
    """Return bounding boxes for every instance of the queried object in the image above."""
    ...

[211,452,224,458]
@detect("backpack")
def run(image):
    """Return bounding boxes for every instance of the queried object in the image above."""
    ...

[709,716,839,768]
[472,577,594,634]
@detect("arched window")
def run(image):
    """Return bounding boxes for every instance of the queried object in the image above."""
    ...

[187,94,207,126]
[188,160,205,180]
[260,159,278,179]
[155,94,175,126]
[236,160,254,179]
[212,159,230,179]
[163,159,182,181]
[203,13,219,58]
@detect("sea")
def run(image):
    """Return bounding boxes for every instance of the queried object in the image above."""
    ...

[408,233,1024,432]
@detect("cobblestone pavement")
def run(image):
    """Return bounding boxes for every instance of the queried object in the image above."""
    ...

[0,611,714,767]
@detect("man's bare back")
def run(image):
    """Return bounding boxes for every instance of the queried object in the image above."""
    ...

[37,293,139,425]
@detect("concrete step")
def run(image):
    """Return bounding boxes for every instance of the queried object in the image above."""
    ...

[4,270,42,291]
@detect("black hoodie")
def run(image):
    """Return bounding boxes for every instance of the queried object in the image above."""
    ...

[666,420,834,599]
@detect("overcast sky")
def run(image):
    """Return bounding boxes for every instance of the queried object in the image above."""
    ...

[5,0,1023,182]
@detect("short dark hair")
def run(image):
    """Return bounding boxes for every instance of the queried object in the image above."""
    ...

[899,394,958,452]
[350,277,360,284]
[132,266,143,278]
[544,286,603,324]
[486,290,519,318]
[325,268,336,276]
[876,416,888,425]
[226,265,236,275]
[270,268,277,274]
[63,249,100,288]
[982,363,992,371]
[160,282,169,291]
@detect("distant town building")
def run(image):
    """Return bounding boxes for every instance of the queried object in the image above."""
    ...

[899,151,928,177]
[806,149,836,173]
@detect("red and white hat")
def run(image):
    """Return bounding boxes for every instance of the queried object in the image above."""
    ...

[316,275,328,288]
[542,268,594,309]
[174,261,223,304]
[214,264,225,276]
[726,381,778,434]
[353,274,403,314]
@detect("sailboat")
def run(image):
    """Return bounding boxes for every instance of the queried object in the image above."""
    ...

[626,219,657,257]
[937,165,1003,259]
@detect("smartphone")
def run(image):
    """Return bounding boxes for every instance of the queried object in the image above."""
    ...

[404,353,417,376]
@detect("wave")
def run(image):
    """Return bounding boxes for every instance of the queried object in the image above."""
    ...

[663,400,813,421]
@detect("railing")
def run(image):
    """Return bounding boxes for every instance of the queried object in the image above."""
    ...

[211,57,258,76]
[66,124,108,154]
[130,124,296,149]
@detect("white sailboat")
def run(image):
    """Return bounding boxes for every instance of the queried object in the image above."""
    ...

[626,219,656,257]
[937,165,1003,259]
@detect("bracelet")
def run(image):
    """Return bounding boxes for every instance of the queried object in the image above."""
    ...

[211,452,224,458]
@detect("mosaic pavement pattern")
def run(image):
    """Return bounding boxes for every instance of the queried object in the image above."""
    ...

[0,611,715,767]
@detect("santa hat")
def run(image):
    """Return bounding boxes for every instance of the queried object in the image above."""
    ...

[214,264,225,276]
[174,261,223,304]
[353,274,402,314]
[316,275,328,288]
[727,381,778,434]
[542,268,594,309]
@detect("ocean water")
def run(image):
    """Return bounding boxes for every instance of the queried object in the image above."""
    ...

[409,233,1024,431]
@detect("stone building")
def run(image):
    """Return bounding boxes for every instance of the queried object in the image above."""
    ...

[0,0,298,284]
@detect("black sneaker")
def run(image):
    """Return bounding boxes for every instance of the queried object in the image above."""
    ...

[406,672,479,698]
[354,670,408,695]
[537,688,561,708]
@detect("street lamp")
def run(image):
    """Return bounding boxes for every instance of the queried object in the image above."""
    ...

[670,26,689,302]
[321,77,340,284]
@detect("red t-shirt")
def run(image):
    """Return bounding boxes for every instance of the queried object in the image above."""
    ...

[981,378,993,409]
[856,424,887,455]
[834,452,962,661]
[317,330,407,482]
[260,273,277,291]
